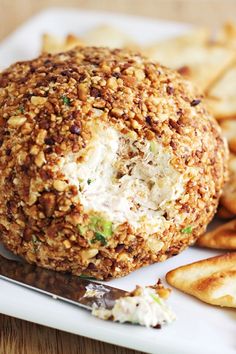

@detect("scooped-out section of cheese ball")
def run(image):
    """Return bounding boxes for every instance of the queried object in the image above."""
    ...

[0,47,228,279]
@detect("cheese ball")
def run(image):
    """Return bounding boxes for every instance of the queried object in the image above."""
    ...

[0,47,228,279]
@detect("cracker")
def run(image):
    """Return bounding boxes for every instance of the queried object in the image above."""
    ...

[145,29,235,92]
[41,34,83,54]
[217,205,235,219]
[82,25,137,49]
[207,65,236,120]
[220,119,236,153]
[196,219,236,249]
[166,253,236,307]
[145,28,210,59]
[217,22,236,48]
[221,154,236,214]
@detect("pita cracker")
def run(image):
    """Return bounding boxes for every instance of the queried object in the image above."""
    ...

[217,205,235,219]
[217,22,236,49]
[41,34,83,54]
[221,154,236,214]
[220,119,236,153]
[166,253,236,307]
[145,28,210,61]
[196,219,236,249]
[83,25,137,49]
[65,34,84,49]
[145,29,235,92]
[207,65,236,120]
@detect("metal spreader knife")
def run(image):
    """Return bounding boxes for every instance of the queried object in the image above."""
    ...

[0,254,126,311]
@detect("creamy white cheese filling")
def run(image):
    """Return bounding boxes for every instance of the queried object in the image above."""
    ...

[60,122,185,234]
[92,286,176,327]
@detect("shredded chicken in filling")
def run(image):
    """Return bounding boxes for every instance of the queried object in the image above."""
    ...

[60,122,185,234]
[92,286,176,327]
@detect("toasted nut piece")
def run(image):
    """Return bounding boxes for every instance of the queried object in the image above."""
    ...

[78,83,88,101]
[134,69,145,81]
[30,145,40,155]
[53,180,68,192]
[31,96,47,105]
[131,119,142,130]
[111,108,123,117]
[35,151,46,167]
[23,227,33,242]
[81,248,98,260]
[28,193,38,206]
[196,219,236,249]
[16,150,28,165]
[21,122,32,134]
[117,252,131,262]
[145,129,156,140]
[107,77,118,90]
[147,237,164,253]
[36,129,47,145]
[8,116,26,127]
[63,240,71,249]
[65,212,82,226]
[39,192,56,217]
[166,253,236,308]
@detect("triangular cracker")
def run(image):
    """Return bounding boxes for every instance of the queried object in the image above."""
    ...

[145,29,235,92]
[220,119,236,153]
[83,25,137,49]
[196,219,236,249]
[221,154,236,214]
[41,34,84,54]
[217,205,235,219]
[207,65,236,120]
[216,22,236,49]
[166,253,236,307]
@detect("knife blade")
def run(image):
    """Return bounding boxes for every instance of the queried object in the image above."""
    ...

[0,254,126,311]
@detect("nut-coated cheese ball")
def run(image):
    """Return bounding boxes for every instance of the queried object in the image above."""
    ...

[0,47,228,279]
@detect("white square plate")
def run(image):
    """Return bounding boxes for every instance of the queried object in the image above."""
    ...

[0,8,235,354]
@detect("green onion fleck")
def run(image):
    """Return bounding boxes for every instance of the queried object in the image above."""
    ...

[19,105,24,114]
[91,232,107,246]
[89,215,100,229]
[32,235,40,252]
[61,95,71,106]
[32,235,38,244]
[101,220,112,237]
[150,141,157,153]
[79,274,97,280]
[87,179,92,185]
[150,293,162,305]
[77,225,87,236]
[89,215,112,237]
[77,215,112,244]
[181,226,193,234]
